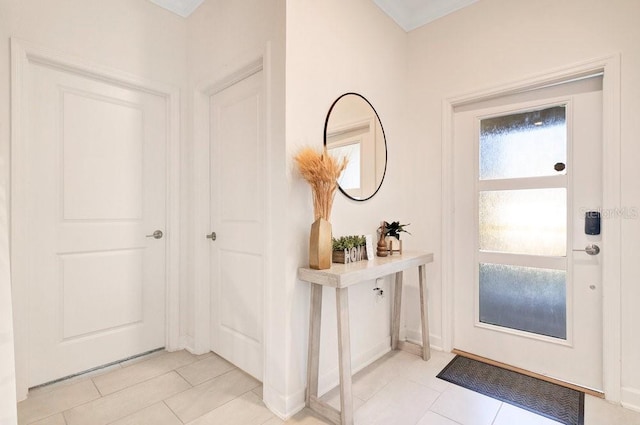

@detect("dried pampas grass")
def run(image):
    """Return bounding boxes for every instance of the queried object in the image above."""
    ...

[294,146,348,221]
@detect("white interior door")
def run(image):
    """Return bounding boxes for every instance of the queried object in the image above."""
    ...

[23,59,167,387]
[453,76,604,391]
[209,70,265,380]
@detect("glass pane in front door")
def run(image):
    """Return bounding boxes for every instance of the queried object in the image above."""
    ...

[479,188,566,256]
[479,106,566,180]
[477,105,568,340]
[479,263,566,339]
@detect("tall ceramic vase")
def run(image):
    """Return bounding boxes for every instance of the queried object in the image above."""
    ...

[309,218,332,270]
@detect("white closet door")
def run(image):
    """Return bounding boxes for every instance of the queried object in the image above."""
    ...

[24,59,168,387]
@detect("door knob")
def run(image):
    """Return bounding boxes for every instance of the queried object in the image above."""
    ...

[572,244,600,255]
[146,230,163,239]
[206,232,217,241]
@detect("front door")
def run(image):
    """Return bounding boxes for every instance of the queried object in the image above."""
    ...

[20,57,167,387]
[453,76,604,391]
[209,70,265,380]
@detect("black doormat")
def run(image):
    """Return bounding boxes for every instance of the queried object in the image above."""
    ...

[437,356,584,425]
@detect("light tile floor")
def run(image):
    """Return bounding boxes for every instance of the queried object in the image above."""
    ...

[17,349,640,425]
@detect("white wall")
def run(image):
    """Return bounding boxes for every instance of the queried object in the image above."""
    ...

[284,0,412,417]
[0,0,188,414]
[406,0,640,410]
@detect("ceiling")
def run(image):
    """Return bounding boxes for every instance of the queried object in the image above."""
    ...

[148,0,204,18]
[372,0,479,31]
[148,0,478,31]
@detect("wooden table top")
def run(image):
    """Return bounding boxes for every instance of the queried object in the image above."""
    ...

[298,251,433,289]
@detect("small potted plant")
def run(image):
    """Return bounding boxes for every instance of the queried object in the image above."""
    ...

[377,221,410,255]
[332,235,367,264]
[379,221,411,239]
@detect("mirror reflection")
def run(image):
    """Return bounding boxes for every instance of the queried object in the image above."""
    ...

[324,93,387,201]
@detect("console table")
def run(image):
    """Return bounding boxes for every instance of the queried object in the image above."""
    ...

[298,251,434,425]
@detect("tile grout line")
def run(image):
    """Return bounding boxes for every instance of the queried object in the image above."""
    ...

[429,410,465,425]
[157,354,236,388]
[24,380,102,425]
[422,387,447,421]
[54,370,188,425]
[82,354,238,424]
[161,365,263,424]
[166,382,263,425]
[490,402,505,425]
[90,374,106,397]
[173,362,238,386]
[161,400,186,425]
[94,353,207,395]
[96,369,191,396]
[24,412,68,425]
[94,359,200,397]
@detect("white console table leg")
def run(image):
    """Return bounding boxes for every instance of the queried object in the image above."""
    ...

[418,264,431,361]
[336,287,354,425]
[391,271,403,350]
[306,283,323,405]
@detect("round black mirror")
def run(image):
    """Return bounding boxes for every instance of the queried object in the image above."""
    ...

[324,93,387,201]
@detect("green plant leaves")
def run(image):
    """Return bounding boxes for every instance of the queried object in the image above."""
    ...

[332,235,367,251]
[381,221,411,238]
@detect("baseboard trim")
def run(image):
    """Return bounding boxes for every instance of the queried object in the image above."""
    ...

[621,387,640,413]
[406,329,442,351]
[262,384,305,420]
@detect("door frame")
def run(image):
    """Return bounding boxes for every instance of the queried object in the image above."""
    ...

[10,38,181,400]
[441,55,622,401]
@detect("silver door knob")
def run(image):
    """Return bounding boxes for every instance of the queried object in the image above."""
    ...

[573,244,600,255]
[146,230,163,239]
[206,232,217,241]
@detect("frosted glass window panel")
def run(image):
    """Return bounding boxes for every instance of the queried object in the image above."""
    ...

[329,142,361,190]
[480,106,566,180]
[479,189,566,256]
[479,263,566,339]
